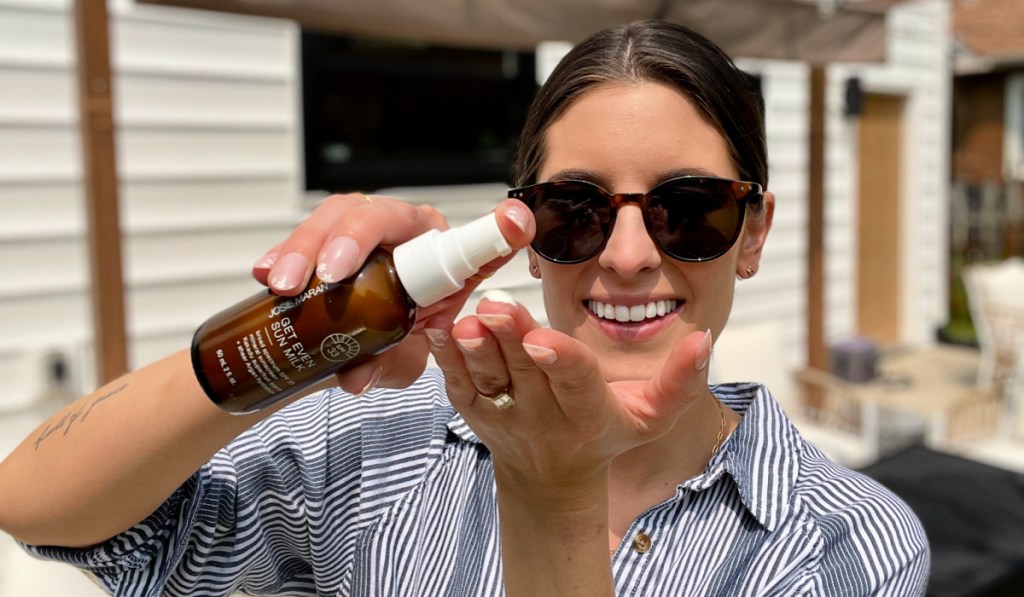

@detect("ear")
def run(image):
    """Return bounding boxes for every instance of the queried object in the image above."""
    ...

[527,247,542,279]
[737,191,775,278]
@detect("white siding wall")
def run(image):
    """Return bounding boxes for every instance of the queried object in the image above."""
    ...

[0,0,951,411]
[724,0,951,389]
[727,59,811,384]
[827,0,951,345]
[0,0,304,409]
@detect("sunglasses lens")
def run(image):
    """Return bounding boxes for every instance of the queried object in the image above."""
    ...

[647,179,742,261]
[515,177,756,263]
[527,182,611,263]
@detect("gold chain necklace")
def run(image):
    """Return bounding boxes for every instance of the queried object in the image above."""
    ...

[710,396,726,455]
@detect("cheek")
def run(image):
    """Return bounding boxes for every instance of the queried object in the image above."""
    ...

[538,266,587,333]
[682,261,738,327]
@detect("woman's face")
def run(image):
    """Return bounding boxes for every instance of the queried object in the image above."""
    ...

[530,81,773,383]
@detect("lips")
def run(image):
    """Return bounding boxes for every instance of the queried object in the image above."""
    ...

[587,299,678,323]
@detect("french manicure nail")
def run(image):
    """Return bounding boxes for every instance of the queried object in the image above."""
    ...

[695,328,713,372]
[477,313,514,332]
[253,251,279,271]
[424,328,449,347]
[355,365,383,397]
[456,337,486,352]
[481,289,517,306]
[269,252,308,291]
[505,205,530,233]
[317,236,360,283]
[523,343,557,365]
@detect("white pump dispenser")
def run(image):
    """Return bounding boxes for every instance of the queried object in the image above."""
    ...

[393,213,512,306]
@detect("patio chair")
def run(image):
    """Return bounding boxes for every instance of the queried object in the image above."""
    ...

[941,324,1024,473]
[943,382,1024,474]
[962,257,1024,394]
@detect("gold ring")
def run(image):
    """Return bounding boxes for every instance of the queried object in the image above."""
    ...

[481,387,515,410]
[355,192,374,204]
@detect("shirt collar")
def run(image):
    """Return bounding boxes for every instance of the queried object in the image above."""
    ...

[445,382,801,532]
[706,382,802,532]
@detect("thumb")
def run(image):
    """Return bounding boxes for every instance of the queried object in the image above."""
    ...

[643,329,714,416]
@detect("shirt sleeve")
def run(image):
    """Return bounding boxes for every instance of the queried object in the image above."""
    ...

[20,389,359,597]
[809,471,931,597]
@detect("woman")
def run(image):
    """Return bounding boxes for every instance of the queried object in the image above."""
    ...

[0,20,927,596]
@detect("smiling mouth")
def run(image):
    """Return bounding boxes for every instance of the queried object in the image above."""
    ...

[587,299,679,323]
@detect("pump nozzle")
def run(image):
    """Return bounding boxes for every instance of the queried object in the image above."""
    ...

[392,212,512,306]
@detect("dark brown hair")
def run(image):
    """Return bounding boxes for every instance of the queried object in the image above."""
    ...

[512,20,767,189]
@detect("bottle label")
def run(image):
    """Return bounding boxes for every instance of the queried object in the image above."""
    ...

[232,316,316,395]
[320,333,361,363]
[269,284,329,319]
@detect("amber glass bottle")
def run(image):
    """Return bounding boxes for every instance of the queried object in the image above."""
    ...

[191,213,510,413]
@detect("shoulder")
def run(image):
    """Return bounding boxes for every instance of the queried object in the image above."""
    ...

[794,446,930,594]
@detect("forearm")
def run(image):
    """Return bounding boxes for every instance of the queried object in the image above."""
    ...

[495,467,614,597]
[0,349,296,548]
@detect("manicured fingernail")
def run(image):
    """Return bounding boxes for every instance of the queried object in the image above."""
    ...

[482,289,516,305]
[456,337,486,352]
[523,343,557,365]
[355,365,383,397]
[424,328,449,347]
[317,236,360,283]
[477,313,514,332]
[505,205,530,233]
[269,252,308,291]
[253,251,278,271]
[695,328,713,372]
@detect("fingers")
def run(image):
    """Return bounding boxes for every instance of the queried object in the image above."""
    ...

[251,243,282,286]
[518,328,608,422]
[424,326,482,410]
[426,298,543,412]
[451,316,511,398]
[446,299,609,423]
[260,195,535,299]
[641,329,714,421]
[265,193,434,296]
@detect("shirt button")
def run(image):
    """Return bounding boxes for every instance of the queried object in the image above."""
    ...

[632,532,652,554]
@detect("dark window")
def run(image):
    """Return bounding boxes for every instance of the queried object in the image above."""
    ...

[301,32,537,193]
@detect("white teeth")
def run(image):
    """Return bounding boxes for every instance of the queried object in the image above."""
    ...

[588,299,678,322]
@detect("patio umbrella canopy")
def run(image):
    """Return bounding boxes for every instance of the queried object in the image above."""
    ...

[137,0,901,63]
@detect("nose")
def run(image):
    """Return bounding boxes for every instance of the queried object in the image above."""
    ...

[597,205,661,277]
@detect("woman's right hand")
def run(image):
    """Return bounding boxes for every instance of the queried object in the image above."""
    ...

[250,192,535,394]
[425,299,713,596]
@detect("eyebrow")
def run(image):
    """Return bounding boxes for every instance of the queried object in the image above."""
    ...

[544,167,729,187]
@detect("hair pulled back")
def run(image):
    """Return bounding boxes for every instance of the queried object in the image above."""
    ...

[513,20,767,189]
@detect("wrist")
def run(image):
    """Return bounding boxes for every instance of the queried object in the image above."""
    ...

[493,462,609,518]
[493,464,613,596]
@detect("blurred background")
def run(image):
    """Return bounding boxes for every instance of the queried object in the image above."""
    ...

[1,0,1022,595]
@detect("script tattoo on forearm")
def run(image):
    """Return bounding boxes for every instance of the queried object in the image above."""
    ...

[33,383,129,450]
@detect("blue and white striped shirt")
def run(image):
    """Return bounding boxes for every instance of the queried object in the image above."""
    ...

[26,371,929,596]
